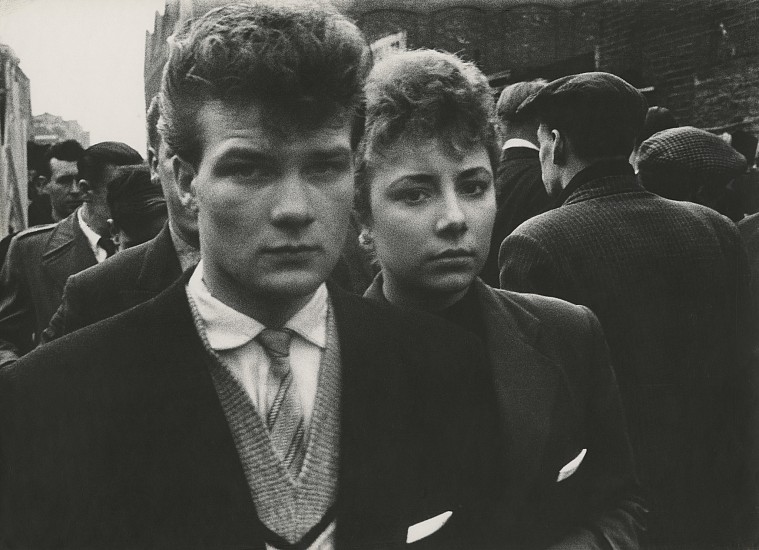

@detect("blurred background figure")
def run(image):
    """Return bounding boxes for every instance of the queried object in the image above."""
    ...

[730,129,759,216]
[637,126,747,221]
[481,79,548,287]
[26,141,53,227]
[41,98,196,345]
[106,164,167,252]
[630,106,678,172]
[35,139,86,223]
[0,141,142,367]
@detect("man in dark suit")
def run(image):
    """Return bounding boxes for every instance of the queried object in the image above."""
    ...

[41,98,199,344]
[0,141,142,366]
[0,4,504,548]
[499,72,756,548]
[481,79,550,287]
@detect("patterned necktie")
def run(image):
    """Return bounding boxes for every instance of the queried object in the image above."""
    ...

[257,328,306,475]
[97,236,116,258]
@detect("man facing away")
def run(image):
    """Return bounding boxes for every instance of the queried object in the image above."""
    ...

[499,72,756,548]
[481,79,550,287]
[0,141,142,366]
[0,3,503,548]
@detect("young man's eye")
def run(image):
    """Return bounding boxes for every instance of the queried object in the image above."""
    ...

[309,159,350,177]
[219,163,271,179]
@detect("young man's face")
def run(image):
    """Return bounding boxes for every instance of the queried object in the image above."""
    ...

[185,99,354,310]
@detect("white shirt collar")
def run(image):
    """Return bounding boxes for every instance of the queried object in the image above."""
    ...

[187,260,328,351]
[77,207,106,261]
[502,138,539,152]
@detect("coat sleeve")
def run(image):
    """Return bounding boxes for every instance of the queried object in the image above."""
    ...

[0,237,34,367]
[549,306,647,550]
[499,232,563,297]
[40,275,85,344]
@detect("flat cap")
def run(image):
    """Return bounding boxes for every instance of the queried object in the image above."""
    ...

[516,72,647,159]
[517,72,646,124]
[638,126,747,178]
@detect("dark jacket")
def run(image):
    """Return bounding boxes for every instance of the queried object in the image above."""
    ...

[0,272,503,549]
[0,210,95,366]
[366,275,646,549]
[499,161,756,548]
[481,147,550,287]
[41,223,182,343]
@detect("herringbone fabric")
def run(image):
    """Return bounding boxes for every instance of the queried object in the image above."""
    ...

[188,293,341,546]
[258,328,306,475]
[499,169,754,547]
[638,126,747,177]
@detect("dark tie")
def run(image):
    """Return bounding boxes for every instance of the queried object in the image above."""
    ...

[257,328,306,475]
[97,237,116,258]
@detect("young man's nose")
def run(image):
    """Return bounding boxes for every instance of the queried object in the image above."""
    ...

[270,175,315,227]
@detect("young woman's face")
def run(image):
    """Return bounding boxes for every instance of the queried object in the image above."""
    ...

[365,135,496,298]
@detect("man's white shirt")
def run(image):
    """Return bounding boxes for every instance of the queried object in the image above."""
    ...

[186,261,327,427]
[77,208,110,263]
[502,137,539,152]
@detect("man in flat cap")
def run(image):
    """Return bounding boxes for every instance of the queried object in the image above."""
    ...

[499,72,756,548]
[637,125,747,221]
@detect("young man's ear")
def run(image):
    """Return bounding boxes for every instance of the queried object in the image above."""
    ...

[551,129,567,166]
[173,155,199,214]
[147,147,160,186]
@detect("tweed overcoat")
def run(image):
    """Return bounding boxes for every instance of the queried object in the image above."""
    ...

[499,164,755,548]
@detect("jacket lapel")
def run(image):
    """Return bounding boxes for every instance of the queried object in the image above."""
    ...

[40,212,96,293]
[473,280,563,508]
[119,224,183,308]
[143,273,264,546]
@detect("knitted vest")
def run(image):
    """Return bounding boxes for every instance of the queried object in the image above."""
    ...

[187,293,341,546]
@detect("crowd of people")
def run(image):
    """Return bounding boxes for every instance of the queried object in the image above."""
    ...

[0,1,757,549]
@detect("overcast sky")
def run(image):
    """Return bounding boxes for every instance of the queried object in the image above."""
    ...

[0,0,166,154]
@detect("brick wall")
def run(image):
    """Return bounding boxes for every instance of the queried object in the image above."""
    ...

[143,0,759,133]
[596,0,759,133]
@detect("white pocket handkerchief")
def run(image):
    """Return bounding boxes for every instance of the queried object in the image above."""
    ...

[406,511,453,544]
[556,448,587,482]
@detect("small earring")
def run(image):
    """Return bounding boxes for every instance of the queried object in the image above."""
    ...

[358,231,373,246]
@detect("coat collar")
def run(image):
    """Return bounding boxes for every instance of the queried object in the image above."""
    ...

[135,223,183,292]
[365,275,564,495]
[40,210,96,291]
[556,159,641,207]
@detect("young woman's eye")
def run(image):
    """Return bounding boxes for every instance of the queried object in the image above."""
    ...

[459,180,489,196]
[399,189,430,204]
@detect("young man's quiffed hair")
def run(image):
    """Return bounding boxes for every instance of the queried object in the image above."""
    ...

[159,0,372,166]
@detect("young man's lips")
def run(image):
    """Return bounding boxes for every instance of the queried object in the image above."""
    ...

[430,249,476,260]
[264,245,321,254]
